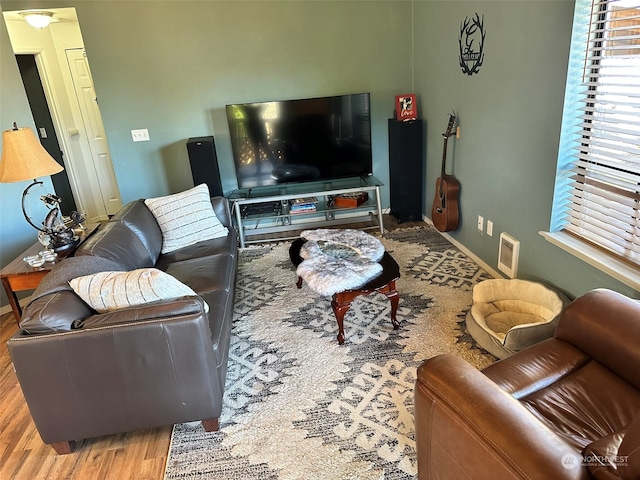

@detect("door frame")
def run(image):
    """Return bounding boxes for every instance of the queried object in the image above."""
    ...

[13,46,89,218]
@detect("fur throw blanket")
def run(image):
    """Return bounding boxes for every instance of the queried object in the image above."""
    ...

[296,229,385,297]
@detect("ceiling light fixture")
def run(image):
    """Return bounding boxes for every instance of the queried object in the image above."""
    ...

[20,11,54,29]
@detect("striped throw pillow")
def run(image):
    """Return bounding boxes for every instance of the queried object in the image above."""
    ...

[69,268,207,313]
[144,184,228,254]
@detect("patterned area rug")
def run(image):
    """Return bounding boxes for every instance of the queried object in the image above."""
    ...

[164,225,495,479]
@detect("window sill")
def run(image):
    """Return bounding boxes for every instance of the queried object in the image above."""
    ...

[539,231,639,291]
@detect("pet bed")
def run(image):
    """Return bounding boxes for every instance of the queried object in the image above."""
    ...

[466,279,569,359]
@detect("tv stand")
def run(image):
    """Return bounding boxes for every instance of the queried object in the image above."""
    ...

[228,176,385,248]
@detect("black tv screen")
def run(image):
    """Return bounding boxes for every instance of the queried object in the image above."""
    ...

[226,93,372,189]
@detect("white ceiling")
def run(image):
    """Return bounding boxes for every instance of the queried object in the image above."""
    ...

[2,7,78,25]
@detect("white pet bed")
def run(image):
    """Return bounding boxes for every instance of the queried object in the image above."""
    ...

[466,279,570,359]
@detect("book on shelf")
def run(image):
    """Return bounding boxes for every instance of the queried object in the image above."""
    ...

[290,206,317,215]
[290,197,318,213]
[290,196,318,206]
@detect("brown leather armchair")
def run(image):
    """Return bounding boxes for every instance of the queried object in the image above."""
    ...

[415,289,640,480]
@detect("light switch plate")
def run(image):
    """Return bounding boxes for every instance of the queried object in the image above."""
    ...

[131,128,150,142]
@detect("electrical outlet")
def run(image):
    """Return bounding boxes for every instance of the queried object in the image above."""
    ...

[477,215,484,231]
[487,220,493,236]
[131,128,150,142]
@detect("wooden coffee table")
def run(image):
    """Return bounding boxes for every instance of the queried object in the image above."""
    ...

[289,238,400,345]
[0,223,100,325]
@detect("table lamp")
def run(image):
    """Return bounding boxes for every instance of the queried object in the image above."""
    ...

[0,123,79,252]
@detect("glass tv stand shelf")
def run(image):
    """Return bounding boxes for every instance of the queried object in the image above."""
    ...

[228,176,385,248]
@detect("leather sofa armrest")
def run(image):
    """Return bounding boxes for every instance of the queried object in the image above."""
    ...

[211,196,232,228]
[415,354,590,480]
[77,296,205,329]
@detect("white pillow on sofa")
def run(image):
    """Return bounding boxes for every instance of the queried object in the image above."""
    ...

[69,268,207,313]
[144,183,228,254]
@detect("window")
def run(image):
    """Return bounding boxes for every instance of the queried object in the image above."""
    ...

[546,0,640,288]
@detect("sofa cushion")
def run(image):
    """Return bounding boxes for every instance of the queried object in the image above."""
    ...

[155,230,238,270]
[75,221,155,270]
[144,184,228,254]
[109,199,162,264]
[163,254,235,294]
[69,268,206,313]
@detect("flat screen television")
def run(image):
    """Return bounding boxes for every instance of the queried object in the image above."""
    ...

[226,92,372,189]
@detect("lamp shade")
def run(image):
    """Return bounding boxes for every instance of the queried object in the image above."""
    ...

[0,127,63,183]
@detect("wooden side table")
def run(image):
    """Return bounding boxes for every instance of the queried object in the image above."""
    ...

[0,224,100,325]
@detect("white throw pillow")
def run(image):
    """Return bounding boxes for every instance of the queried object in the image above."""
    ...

[69,268,207,313]
[144,183,228,254]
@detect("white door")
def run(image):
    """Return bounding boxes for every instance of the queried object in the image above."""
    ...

[65,48,122,215]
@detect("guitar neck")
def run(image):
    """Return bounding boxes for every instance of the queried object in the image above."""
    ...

[440,136,449,178]
[440,114,456,178]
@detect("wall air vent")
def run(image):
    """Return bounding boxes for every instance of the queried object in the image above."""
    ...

[498,232,520,279]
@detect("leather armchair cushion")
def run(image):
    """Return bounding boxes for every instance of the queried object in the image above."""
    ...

[520,359,640,451]
[618,413,640,480]
[555,289,640,391]
[582,429,627,480]
[483,338,590,399]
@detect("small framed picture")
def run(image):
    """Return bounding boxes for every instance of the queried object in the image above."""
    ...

[395,94,417,121]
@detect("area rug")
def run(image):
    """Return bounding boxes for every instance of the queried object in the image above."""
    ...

[164,225,495,480]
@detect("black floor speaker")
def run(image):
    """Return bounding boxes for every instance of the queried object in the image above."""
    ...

[388,119,424,223]
[186,136,224,197]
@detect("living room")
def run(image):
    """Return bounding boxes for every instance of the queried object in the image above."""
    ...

[0,0,639,478]
[1,0,637,304]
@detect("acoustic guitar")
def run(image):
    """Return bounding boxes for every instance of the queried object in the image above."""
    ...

[431,112,460,232]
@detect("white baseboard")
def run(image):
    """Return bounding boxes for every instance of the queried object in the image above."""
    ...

[421,216,503,279]
[1,295,31,318]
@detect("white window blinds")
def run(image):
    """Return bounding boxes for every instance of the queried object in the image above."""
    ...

[553,0,640,268]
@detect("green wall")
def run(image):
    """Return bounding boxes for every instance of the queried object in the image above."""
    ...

[55,0,411,201]
[415,0,637,298]
[1,0,637,313]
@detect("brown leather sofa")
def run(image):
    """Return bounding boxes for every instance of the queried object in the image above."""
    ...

[7,196,238,454]
[415,289,640,480]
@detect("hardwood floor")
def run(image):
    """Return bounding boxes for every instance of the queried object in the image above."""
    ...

[0,311,172,480]
[0,215,426,479]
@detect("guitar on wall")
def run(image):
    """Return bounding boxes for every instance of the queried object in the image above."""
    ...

[431,112,460,232]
